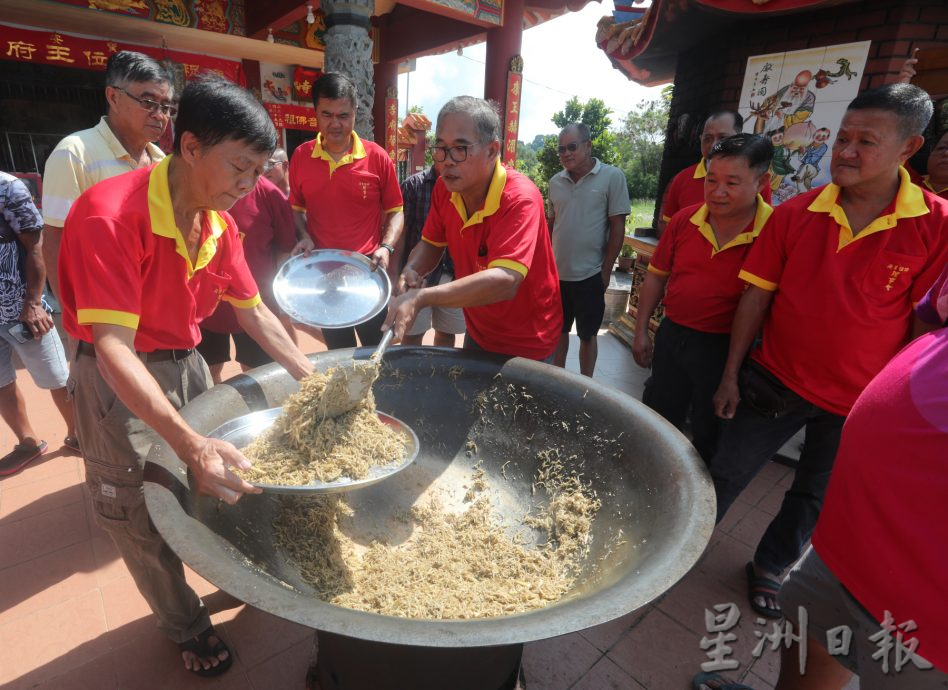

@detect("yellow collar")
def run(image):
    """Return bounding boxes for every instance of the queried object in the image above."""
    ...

[450,159,507,231]
[693,158,707,179]
[922,176,948,195]
[312,131,367,175]
[147,155,228,278]
[689,195,772,255]
[808,166,929,251]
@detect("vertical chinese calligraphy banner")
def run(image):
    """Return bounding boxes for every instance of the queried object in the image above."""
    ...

[385,95,398,162]
[0,23,242,83]
[503,71,523,167]
[738,41,870,206]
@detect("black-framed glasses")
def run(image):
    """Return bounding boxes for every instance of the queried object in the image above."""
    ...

[557,140,588,155]
[115,86,178,116]
[430,144,474,163]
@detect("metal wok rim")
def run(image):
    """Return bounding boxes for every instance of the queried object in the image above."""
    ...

[144,347,716,648]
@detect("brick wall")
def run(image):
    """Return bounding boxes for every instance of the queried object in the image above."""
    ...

[654,0,946,225]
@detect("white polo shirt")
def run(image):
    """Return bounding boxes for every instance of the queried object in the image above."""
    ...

[549,159,631,281]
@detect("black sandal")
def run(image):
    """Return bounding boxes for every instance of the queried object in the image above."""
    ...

[745,562,783,619]
[178,625,233,677]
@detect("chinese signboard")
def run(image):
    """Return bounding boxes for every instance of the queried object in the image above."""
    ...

[502,71,523,167]
[0,23,242,83]
[264,103,318,132]
[738,41,870,206]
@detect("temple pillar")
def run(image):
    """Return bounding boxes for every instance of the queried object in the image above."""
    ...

[373,59,399,144]
[322,0,376,139]
[483,0,524,110]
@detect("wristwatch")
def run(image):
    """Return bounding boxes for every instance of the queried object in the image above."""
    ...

[380,242,395,254]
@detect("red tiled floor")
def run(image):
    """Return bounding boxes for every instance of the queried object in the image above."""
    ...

[579,606,650,653]
[13,650,118,690]
[0,498,89,570]
[218,604,312,670]
[522,632,604,690]
[608,608,705,689]
[570,654,644,689]
[245,637,313,690]
[0,465,84,520]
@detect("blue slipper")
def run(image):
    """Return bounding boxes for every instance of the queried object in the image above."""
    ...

[692,671,756,690]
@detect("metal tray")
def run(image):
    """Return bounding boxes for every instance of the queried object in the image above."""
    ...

[272,250,392,329]
[208,406,418,495]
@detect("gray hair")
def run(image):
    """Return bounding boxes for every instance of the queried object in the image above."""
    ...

[105,51,172,91]
[437,96,501,144]
[847,83,933,139]
[270,147,288,163]
[560,122,590,141]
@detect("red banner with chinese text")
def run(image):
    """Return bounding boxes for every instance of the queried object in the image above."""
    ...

[294,66,320,102]
[264,103,317,131]
[502,72,522,166]
[0,23,243,83]
[384,97,398,162]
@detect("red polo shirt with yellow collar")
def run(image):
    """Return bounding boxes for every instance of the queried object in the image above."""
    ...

[421,160,562,360]
[648,196,773,334]
[289,132,403,254]
[59,156,261,352]
[661,159,772,224]
[739,166,948,416]
[921,176,948,201]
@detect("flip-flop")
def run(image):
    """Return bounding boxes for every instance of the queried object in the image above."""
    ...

[745,561,783,619]
[692,671,757,690]
[63,436,81,453]
[0,440,48,476]
[177,625,233,677]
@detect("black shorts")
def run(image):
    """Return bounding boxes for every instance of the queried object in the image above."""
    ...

[197,329,273,369]
[560,274,606,340]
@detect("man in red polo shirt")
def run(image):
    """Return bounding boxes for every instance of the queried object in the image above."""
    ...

[59,78,312,677]
[633,133,773,463]
[289,72,404,350]
[708,83,948,621]
[384,96,561,361]
[658,110,751,234]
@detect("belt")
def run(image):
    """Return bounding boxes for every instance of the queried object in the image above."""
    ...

[76,340,195,362]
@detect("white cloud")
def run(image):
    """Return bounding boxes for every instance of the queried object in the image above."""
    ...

[397,2,665,142]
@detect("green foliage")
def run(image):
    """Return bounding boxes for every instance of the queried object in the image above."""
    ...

[615,85,672,200]
[619,243,636,259]
[536,96,619,188]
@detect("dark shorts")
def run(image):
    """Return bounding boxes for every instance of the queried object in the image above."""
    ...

[197,328,272,369]
[560,274,606,340]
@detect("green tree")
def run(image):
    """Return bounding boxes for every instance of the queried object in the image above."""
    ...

[614,86,672,200]
[536,96,620,192]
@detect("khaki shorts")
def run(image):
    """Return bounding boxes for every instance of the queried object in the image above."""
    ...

[779,547,946,687]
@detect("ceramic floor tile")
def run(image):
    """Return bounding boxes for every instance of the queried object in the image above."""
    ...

[14,651,118,690]
[728,507,776,550]
[99,575,159,639]
[0,499,89,569]
[0,468,84,520]
[743,669,776,689]
[220,604,312,670]
[570,654,644,690]
[0,540,98,626]
[522,632,603,690]
[90,534,129,586]
[608,609,704,689]
[718,498,754,535]
[695,532,755,596]
[579,606,651,653]
[0,589,110,687]
[0,450,79,489]
[246,637,313,690]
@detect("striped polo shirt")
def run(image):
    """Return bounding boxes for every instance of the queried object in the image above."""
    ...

[42,116,165,227]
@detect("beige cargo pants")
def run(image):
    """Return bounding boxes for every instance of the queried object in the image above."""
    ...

[69,348,213,644]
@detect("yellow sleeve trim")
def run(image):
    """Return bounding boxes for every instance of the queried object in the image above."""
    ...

[661,214,672,222]
[739,270,777,292]
[647,264,670,276]
[223,293,262,309]
[489,258,528,278]
[421,236,448,248]
[77,308,140,329]
[384,205,404,214]
[291,204,306,212]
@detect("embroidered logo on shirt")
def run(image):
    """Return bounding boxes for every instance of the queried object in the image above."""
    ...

[884,264,910,291]
[359,181,369,200]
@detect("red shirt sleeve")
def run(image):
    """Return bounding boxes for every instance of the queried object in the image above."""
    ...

[421,182,448,246]
[649,214,681,275]
[739,207,789,292]
[68,215,145,329]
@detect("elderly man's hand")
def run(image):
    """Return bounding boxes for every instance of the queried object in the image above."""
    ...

[369,246,390,273]
[20,301,54,338]
[713,376,741,420]
[383,288,424,342]
[898,51,918,84]
[631,331,653,368]
[291,236,315,256]
[181,436,262,504]
[396,268,425,296]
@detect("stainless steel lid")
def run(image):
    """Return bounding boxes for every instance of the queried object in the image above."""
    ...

[272,250,392,329]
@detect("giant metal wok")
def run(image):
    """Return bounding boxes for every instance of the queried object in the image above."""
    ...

[143,347,714,674]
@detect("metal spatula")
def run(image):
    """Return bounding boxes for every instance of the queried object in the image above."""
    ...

[319,329,395,419]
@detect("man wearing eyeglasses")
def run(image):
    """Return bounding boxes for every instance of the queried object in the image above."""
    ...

[548,123,630,376]
[263,147,290,198]
[43,51,174,303]
[384,96,562,361]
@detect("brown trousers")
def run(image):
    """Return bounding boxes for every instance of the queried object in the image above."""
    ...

[69,349,213,644]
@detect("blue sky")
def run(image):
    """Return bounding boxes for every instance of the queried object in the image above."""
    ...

[396,1,665,142]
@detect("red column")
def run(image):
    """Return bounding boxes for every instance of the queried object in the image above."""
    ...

[483,0,524,110]
[373,60,399,144]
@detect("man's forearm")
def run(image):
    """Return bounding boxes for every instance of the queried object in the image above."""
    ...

[380,211,404,249]
[235,303,312,380]
[292,210,309,242]
[722,286,774,379]
[42,224,63,299]
[603,216,627,276]
[22,237,47,306]
[420,267,520,310]
[404,241,445,281]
